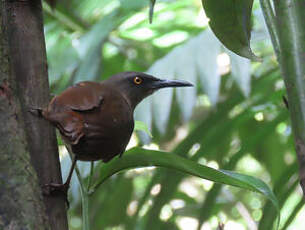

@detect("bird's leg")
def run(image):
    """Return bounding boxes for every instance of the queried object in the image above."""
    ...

[64,156,77,189]
[42,157,77,206]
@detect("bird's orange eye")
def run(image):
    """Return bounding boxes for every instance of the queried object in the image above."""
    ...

[134,77,142,85]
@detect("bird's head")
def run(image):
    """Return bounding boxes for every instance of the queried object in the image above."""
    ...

[104,71,193,109]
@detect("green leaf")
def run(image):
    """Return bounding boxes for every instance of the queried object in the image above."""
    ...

[92,147,279,215]
[201,0,260,61]
[134,120,153,137]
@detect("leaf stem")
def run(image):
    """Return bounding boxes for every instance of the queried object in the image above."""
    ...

[259,0,281,59]
[74,165,90,230]
[66,147,90,230]
[87,161,94,191]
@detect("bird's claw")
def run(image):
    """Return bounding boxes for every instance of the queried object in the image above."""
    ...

[42,182,68,195]
[42,183,70,208]
[28,107,43,117]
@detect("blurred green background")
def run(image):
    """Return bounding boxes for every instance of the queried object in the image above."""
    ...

[43,0,304,229]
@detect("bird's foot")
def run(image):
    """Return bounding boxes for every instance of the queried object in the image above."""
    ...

[42,182,69,195]
[28,107,44,117]
[42,183,70,208]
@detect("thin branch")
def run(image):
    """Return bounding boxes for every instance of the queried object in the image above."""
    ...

[66,147,90,230]
[74,165,90,230]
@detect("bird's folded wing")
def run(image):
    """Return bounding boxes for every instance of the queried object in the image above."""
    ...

[45,82,105,145]
[60,81,104,112]
[51,110,85,145]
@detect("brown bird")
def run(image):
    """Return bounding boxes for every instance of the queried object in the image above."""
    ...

[33,71,192,195]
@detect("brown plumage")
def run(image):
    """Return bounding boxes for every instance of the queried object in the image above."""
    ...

[43,81,133,162]
[35,71,192,196]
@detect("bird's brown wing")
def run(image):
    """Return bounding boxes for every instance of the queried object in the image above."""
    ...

[60,81,104,112]
[44,81,105,145]
[53,110,85,145]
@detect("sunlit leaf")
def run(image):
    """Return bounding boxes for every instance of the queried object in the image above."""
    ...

[201,0,260,61]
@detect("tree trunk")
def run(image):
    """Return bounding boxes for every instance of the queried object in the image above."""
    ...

[0,0,69,229]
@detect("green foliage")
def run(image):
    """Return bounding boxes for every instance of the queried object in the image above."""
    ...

[91,147,279,211]
[201,0,259,61]
[44,0,305,230]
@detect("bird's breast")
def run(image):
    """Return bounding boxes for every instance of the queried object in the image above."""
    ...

[73,93,134,161]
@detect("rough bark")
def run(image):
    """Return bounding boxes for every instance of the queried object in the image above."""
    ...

[0,5,48,230]
[1,0,68,229]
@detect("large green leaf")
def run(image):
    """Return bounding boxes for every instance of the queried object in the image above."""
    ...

[92,147,279,213]
[201,0,259,61]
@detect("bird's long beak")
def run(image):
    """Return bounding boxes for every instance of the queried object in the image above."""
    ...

[152,79,193,89]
